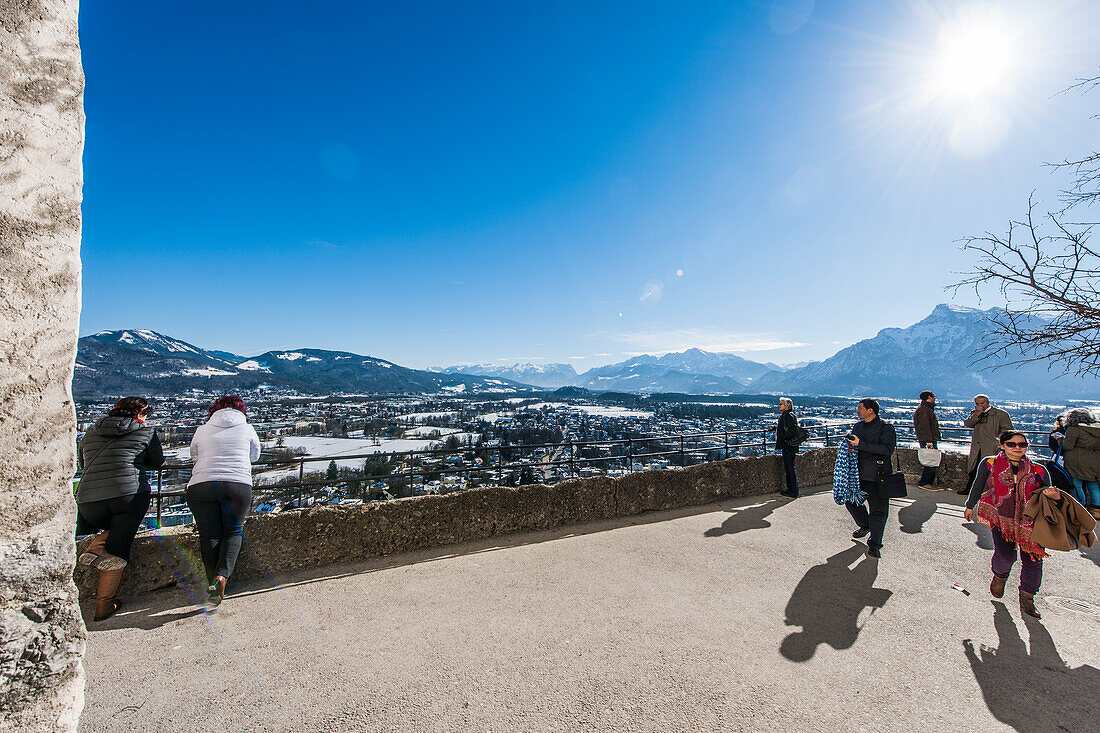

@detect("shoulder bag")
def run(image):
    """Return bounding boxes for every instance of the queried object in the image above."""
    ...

[877,451,908,499]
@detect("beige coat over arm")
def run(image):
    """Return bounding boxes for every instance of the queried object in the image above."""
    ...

[964,406,1014,472]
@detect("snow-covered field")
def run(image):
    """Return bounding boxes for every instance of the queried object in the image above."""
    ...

[255,436,445,482]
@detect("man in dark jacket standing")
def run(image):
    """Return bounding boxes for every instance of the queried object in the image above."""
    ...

[914,390,942,490]
[845,398,897,558]
[775,398,800,498]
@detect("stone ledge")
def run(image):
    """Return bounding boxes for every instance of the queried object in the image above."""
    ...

[76,448,841,600]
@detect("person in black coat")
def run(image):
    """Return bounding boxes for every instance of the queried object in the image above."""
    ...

[844,398,897,558]
[76,396,164,621]
[775,397,800,498]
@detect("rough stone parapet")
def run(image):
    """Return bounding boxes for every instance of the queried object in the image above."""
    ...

[1,1,86,730]
[76,448,839,601]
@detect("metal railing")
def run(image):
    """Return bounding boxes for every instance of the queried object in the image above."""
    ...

[95,421,1057,527]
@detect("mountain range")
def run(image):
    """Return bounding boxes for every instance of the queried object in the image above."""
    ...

[75,305,1100,401]
[74,330,527,399]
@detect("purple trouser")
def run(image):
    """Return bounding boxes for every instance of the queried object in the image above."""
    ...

[991,526,1043,594]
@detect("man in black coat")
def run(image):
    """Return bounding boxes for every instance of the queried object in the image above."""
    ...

[775,397,800,498]
[845,398,897,558]
[913,390,942,490]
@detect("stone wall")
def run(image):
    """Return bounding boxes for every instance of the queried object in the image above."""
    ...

[76,449,839,600]
[0,1,86,730]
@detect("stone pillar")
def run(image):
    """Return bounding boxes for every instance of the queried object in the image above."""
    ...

[0,1,86,730]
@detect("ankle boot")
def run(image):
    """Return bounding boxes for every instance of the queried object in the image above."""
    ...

[78,531,127,572]
[990,575,1007,599]
[94,567,126,622]
[1019,590,1041,619]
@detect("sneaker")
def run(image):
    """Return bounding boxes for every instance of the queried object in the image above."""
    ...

[919,484,946,492]
[867,547,881,558]
[852,527,870,539]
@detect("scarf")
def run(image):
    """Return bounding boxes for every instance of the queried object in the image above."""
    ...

[832,445,865,505]
[975,452,1049,559]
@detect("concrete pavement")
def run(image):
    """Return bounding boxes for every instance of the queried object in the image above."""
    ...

[80,485,1100,732]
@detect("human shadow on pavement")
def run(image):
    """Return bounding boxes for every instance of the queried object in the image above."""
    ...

[780,543,892,662]
[898,496,937,534]
[964,601,1100,732]
[703,499,785,537]
[963,521,995,550]
[82,593,205,631]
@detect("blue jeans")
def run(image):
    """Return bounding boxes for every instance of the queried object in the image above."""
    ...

[1070,477,1100,507]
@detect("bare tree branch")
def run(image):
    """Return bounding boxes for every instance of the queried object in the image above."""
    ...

[951,198,1100,377]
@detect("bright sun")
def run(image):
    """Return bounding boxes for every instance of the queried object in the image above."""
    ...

[930,6,1016,101]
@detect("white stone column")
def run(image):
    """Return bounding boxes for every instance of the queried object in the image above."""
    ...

[0,1,86,730]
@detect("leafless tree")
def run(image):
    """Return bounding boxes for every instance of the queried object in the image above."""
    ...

[954,73,1100,377]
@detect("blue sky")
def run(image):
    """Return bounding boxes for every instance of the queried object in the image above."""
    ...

[78,0,1100,369]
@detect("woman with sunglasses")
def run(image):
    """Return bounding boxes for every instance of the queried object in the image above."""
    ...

[964,431,1058,619]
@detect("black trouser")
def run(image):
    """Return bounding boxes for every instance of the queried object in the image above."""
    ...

[186,481,252,584]
[845,481,889,550]
[781,447,798,496]
[76,491,151,562]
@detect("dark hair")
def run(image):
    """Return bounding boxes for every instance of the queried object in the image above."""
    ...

[208,395,247,417]
[919,391,935,402]
[1064,408,1096,428]
[999,430,1028,445]
[108,396,151,418]
[859,398,880,416]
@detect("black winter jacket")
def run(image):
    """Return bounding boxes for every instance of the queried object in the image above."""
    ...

[776,411,800,450]
[77,416,164,504]
[850,417,897,485]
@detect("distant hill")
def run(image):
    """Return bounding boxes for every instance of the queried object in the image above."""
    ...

[753,304,1100,400]
[433,362,580,389]
[74,331,531,399]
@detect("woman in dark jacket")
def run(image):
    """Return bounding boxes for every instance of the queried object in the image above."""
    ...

[76,396,164,621]
[1059,409,1100,519]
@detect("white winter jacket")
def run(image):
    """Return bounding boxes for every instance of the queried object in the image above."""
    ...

[188,409,261,486]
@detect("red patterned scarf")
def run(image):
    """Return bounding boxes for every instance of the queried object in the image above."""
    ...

[975,452,1049,559]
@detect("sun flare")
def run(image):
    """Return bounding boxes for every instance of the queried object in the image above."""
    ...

[929,6,1016,102]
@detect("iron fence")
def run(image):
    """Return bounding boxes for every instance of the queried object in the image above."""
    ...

[79,421,1057,527]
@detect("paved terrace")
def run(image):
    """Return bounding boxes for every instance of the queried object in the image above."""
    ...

[81,485,1099,732]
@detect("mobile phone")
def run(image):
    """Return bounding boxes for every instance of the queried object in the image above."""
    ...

[845,434,856,441]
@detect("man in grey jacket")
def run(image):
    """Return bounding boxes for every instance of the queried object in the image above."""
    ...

[961,394,1013,495]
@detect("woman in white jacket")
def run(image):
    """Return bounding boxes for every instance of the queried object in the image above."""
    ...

[186,395,261,606]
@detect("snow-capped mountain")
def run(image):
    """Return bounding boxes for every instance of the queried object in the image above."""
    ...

[574,349,780,393]
[85,330,236,367]
[753,304,1100,400]
[74,332,531,399]
[433,363,580,389]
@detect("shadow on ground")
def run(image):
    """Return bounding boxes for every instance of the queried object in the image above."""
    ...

[964,521,995,550]
[780,543,892,662]
[898,495,937,534]
[964,601,1100,732]
[703,498,786,537]
[88,491,818,631]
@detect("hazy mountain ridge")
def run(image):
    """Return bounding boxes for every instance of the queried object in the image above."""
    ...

[431,362,580,389]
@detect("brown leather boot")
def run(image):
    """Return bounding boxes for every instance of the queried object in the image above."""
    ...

[78,531,127,572]
[94,567,125,622]
[1019,590,1041,619]
[990,575,1007,599]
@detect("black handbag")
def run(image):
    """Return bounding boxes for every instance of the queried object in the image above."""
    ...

[876,453,908,499]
